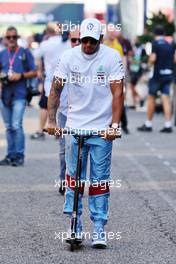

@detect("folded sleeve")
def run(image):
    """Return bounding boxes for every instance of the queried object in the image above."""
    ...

[108,51,125,81]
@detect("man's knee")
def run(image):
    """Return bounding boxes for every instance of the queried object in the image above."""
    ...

[148,95,155,101]
[12,121,22,131]
[2,117,12,130]
[4,122,12,130]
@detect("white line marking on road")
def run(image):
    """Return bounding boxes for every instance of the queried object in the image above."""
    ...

[150,148,155,152]
[145,142,151,147]
[157,154,163,159]
[0,184,54,193]
[163,161,170,166]
[171,168,176,174]
[126,154,176,214]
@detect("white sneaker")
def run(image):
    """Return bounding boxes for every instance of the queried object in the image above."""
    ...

[91,224,107,249]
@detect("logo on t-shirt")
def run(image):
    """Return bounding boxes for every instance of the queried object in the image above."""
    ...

[98,65,104,72]
[73,65,80,71]
[70,71,81,85]
[97,65,106,85]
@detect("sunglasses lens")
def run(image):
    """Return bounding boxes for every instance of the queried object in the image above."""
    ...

[6,36,17,40]
[91,39,98,45]
[71,38,80,43]
[81,37,98,45]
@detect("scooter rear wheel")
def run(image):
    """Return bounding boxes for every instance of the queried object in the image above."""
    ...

[70,239,75,252]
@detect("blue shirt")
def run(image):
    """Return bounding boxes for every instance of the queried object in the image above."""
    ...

[0,47,36,104]
[152,38,175,81]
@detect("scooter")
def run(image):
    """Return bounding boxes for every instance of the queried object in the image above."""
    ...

[44,128,121,251]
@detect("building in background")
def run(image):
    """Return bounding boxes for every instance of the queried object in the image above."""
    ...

[0,0,174,39]
[0,1,84,35]
[120,0,174,40]
[120,0,144,40]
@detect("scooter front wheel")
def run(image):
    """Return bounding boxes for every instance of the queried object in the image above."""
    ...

[70,239,75,252]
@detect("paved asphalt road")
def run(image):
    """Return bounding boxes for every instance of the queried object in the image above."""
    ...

[0,104,176,264]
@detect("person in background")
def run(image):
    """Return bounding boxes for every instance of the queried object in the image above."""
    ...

[104,28,130,134]
[58,26,80,195]
[137,26,176,133]
[0,37,6,52]
[26,35,41,106]
[0,26,37,166]
[104,28,124,57]
[30,22,70,140]
[116,31,133,59]
[129,37,147,107]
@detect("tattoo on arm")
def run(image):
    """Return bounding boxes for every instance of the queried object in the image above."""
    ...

[48,76,64,124]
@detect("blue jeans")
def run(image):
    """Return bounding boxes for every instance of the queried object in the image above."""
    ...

[57,112,67,181]
[64,135,112,225]
[1,99,26,159]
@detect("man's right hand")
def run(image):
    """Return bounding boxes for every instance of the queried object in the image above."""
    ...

[47,123,62,137]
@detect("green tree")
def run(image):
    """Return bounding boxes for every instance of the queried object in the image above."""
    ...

[139,11,175,44]
[146,11,175,36]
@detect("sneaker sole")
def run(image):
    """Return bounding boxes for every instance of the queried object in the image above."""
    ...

[91,241,107,249]
[11,163,24,167]
[30,137,45,140]
[137,129,152,132]
[160,131,172,133]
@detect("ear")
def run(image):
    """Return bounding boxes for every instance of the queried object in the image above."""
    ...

[99,35,104,43]
[98,38,101,45]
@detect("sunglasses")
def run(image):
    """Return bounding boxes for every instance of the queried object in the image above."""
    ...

[81,37,99,45]
[6,35,18,40]
[71,38,81,43]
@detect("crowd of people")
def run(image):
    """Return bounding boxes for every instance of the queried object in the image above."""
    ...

[0,18,175,248]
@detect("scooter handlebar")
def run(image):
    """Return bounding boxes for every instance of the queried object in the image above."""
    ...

[43,128,121,138]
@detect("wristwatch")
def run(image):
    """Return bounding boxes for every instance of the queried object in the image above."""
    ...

[111,123,119,129]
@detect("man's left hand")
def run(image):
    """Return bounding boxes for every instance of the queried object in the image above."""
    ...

[8,72,22,82]
[100,127,121,141]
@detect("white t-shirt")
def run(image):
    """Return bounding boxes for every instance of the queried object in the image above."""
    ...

[34,35,71,97]
[54,44,125,130]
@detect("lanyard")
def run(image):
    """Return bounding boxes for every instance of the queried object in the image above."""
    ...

[7,47,20,70]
